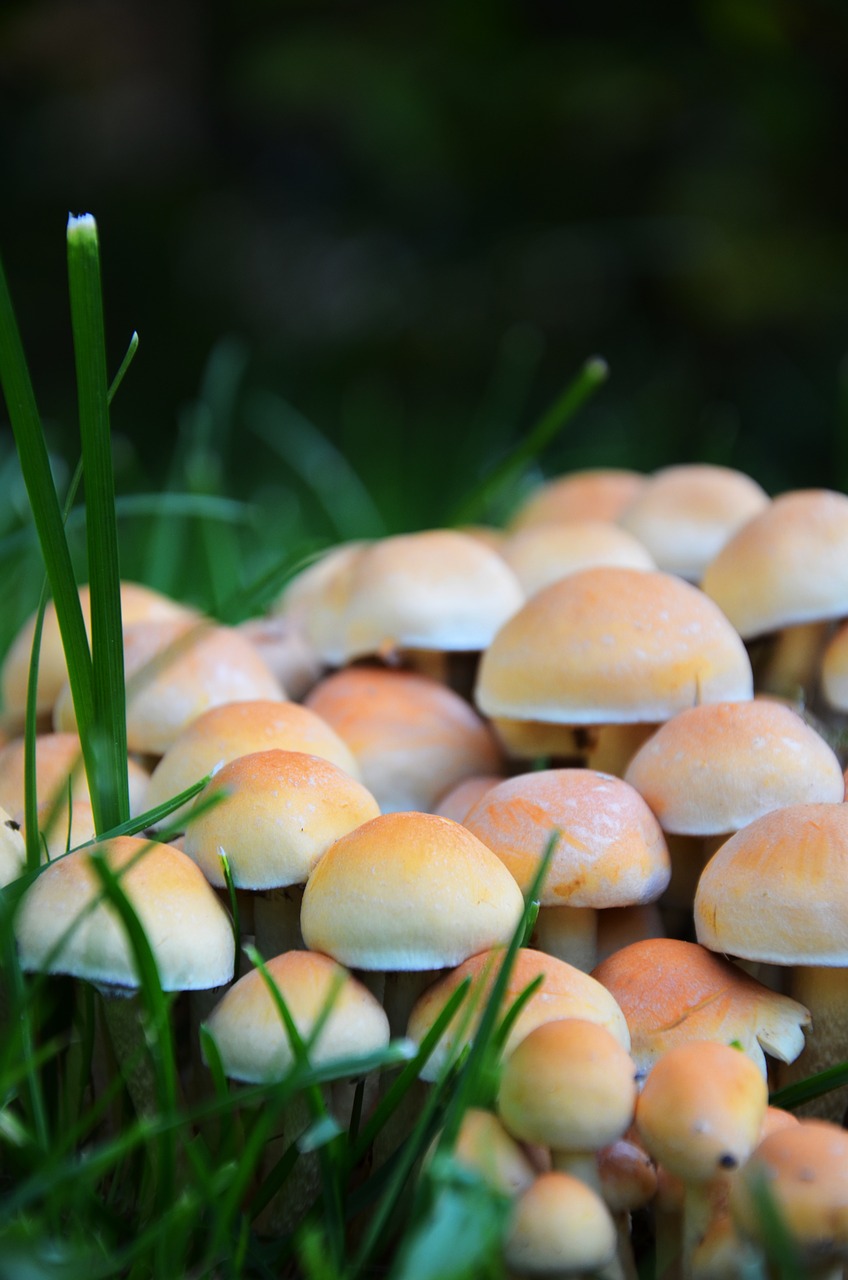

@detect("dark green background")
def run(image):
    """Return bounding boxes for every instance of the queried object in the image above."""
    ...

[2,0,848,542]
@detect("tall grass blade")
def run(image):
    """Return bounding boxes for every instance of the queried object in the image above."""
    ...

[0,248,95,759]
[450,355,609,525]
[67,213,129,832]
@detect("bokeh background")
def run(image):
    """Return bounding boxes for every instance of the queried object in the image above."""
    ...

[1,0,848,616]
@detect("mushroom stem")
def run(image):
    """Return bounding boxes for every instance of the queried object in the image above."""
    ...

[254,884,305,960]
[534,905,598,972]
[752,621,830,702]
[779,965,848,1121]
[551,1149,603,1197]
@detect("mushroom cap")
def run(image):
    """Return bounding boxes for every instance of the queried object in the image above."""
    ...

[498,1018,638,1153]
[635,1041,768,1184]
[694,803,848,965]
[304,666,504,813]
[463,768,670,908]
[591,938,810,1080]
[407,947,630,1082]
[505,1171,618,1276]
[14,835,235,991]
[1,581,196,722]
[508,469,646,530]
[616,464,769,582]
[701,489,848,638]
[442,1108,537,1197]
[499,520,655,598]
[144,699,360,831]
[300,810,525,971]
[54,617,285,755]
[307,530,524,664]
[183,749,381,889]
[623,700,844,836]
[434,774,504,823]
[475,567,753,725]
[25,798,98,863]
[730,1120,848,1256]
[597,1132,658,1214]
[0,732,150,821]
[202,949,389,1082]
[0,807,25,887]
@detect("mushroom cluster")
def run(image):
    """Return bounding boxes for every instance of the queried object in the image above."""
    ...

[5,464,848,1275]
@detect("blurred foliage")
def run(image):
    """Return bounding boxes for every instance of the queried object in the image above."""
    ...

[1,0,848,542]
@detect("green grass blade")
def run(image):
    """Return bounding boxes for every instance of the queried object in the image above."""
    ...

[769,1058,848,1110]
[22,592,48,873]
[107,331,138,405]
[450,356,609,525]
[0,247,95,751]
[67,213,129,832]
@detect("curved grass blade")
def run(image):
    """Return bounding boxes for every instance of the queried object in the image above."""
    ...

[769,1058,848,1110]
[450,356,609,525]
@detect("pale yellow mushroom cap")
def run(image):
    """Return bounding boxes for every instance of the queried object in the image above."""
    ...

[508,469,646,530]
[0,732,149,821]
[475,566,753,726]
[701,489,848,638]
[498,1018,638,1153]
[624,700,844,836]
[203,949,389,1082]
[616,464,769,582]
[499,520,656,597]
[505,1171,618,1276]
[300,810,524,971]
[144,699,360,831]
[0,806,25,887]
[15,835,235,992]
[184,748,380,890]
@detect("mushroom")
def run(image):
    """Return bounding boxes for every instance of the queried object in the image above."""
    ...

[304,665,505,813]
[694,802,848,1119]
[616,464,769,584]
[591,938,810,1085]
[475,566,754,777]
[635,1041,768,1276]
[143,698,360,834]
[498,521,656,599]
[463,768,670,972]
[300,810,525,1037]
[505,1171,619,1279]
[507,468,646,531]
[183,747,380,958]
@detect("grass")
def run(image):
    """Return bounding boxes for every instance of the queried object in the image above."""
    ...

[1,215,846,1280]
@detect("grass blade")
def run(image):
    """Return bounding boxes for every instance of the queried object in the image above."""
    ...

[67,213,129,833]
[450,355,609,525]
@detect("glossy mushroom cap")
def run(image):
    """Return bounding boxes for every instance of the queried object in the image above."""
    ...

[300,811,524,971]
[144,699,360,831]
[635,1041,768,1185]
[15,835,235,992]
[475,567,753,726]
[592,938,810,1080]
[202,950,389,1082]
[624,700,844,836]
[616,464,769,582]
[701,489,848,638]
[304,666,504,813]
[183,749,380,889]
